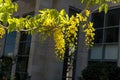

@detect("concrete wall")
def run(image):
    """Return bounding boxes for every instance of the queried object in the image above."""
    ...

[30,35,63,80]
[14,0,36,17]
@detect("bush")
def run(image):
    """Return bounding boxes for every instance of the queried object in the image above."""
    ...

[82,62,120,80]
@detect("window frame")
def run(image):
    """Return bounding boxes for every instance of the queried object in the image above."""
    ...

[88,7,120,63]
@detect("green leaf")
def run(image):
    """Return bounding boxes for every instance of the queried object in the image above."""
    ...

[95,0,100,4]
[0,0,3,3]
[5,0,11,3]
[8,18,16,32]
[0,12,11,25]
[14,3,18,12]
[99,4,105,12]
[8,22,16,33]
[104,4,108,14]
[80,0,84,3]
[60,9,65,16]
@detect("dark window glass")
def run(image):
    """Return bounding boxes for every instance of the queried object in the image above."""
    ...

[105,28,119,42]
[18,43,26,54]
[19,32,31,42]
[92,12,104,28]
[106,8,120,27]
[16,31,31,80]
[18,32,31,55]
[69,7,80,17]
[94,29,103,43]
[15,11,34,80]
[4,45,15,54]
[16,56,29,72]
[5,32,17,44]
[18,42,31,55]
[15,72,27,80]
[4,32,17,55]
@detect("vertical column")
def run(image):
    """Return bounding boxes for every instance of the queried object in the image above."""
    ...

[75,27,88,80]
[117,19,120,66]
[27,0,54,79]
[27,34,37,78]
[27,0,39,78]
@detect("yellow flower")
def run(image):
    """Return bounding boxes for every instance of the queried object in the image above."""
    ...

[0,27,5,38]
[85,10,90,17]
[76,13,83,21]
[89,22,93,27]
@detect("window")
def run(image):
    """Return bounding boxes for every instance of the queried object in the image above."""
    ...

[15,12,34,80]
[94,29,103,43]
[89,8,120,64]
[15,32,31,80]
[4,32,17,56]
[104,44,118,60]
[105,28,119,42]
[17,32,31,55]
[90,45,103,59]
[105,8,120,27]
[92,12,104,28]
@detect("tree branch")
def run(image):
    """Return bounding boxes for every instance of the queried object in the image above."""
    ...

[0,24,8,29]
[0,23,39,32]
[81,0,91,14]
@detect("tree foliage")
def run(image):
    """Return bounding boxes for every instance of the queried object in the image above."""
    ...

[82,62,120,80]
[0,0,119,60]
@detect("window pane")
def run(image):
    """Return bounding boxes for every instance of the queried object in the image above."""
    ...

[94,29,103,43]
[105,45,118,60]
[20,32,31,42]
[92,12,104,28]
[69,8,80,17]
[105,27,119,43]
[18,32,31,55]
[15,72,27,80]
[5,32,17,44]
[90,45,102,59]
[105,8,120,27]
[20,32,28,42]
[4,32,16,55]
[16,56,29,72]
[4,45,15,55]
[18,42,31,55]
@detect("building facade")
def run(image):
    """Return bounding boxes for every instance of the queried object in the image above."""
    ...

[0,0,120,80]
